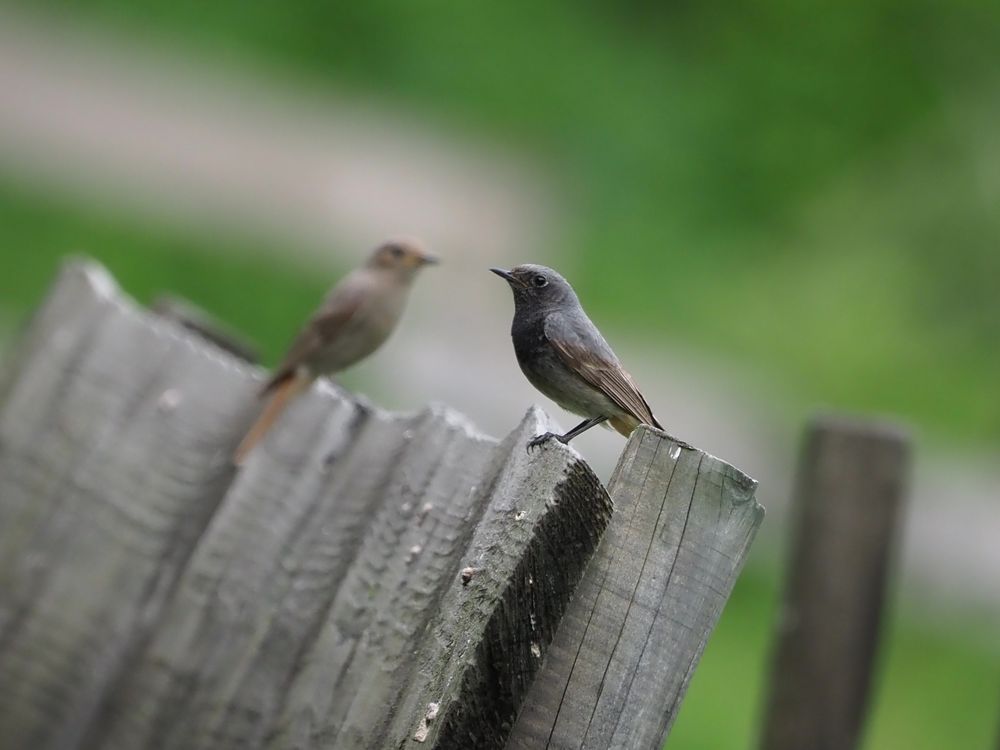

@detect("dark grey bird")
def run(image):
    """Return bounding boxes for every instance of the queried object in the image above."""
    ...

[491,264,663,448]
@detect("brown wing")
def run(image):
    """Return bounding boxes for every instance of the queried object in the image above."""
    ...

[261,281,365,394]
[546,316,662,430]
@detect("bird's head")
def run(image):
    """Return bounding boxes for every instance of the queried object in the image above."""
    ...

[367,238,439,281]
[490,264,579,313]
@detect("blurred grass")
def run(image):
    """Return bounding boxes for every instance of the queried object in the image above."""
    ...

[6,0,999,443]
[674,565,1000,750]
[0,182,334,366]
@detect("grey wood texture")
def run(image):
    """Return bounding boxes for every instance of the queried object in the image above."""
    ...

[0,262,255,750]
[758,415,910,750]
[507,426,764,750]
[0,261,613,750]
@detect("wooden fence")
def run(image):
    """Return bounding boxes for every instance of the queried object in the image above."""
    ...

[0,261,763,750]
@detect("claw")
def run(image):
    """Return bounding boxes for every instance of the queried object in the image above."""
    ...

[527,432,558,452]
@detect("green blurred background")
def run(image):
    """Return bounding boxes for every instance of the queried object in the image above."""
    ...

[0,2,997,748]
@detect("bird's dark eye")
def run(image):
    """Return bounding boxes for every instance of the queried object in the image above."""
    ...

[533,274,548,288]
[389,245,404,258]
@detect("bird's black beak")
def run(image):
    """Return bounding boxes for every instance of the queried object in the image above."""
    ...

[419,253,440,266]
[490,267,525,287]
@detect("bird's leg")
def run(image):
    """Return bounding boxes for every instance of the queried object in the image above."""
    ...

[527,416,609,451]
[559,415,609,442]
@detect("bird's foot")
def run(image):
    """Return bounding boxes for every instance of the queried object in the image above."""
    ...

[527,432,565,453]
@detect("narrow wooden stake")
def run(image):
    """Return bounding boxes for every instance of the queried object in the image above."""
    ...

[151,294,260,363]
[507,427,764,750]
[759,414,910,750]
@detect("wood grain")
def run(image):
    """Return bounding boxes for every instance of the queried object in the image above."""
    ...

[0,260,617,750]
[0,262,255,750]
[507,427,763,750]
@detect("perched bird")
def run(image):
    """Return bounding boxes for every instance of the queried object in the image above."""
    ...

[234,239,437,464]
[491,264,662,448]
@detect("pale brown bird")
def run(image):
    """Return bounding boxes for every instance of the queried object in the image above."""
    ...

[234,239,437,464]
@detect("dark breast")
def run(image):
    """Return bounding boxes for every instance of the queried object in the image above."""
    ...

[511,314,550,369]
[510,316,549,358]
[510,313,570,401]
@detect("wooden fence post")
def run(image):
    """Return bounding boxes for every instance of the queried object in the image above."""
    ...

[0,261,613,750]
[507,427,764,749]
[0,260,764,750]
[758,414,910,750]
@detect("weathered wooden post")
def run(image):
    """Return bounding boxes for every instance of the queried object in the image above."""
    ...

[507,428,764,749]
[0,259,765,750]
[758,415,910,750]
[0,262,612,750]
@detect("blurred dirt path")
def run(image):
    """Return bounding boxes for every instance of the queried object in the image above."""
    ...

[0,11,552,259]
[0,9,997,625]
